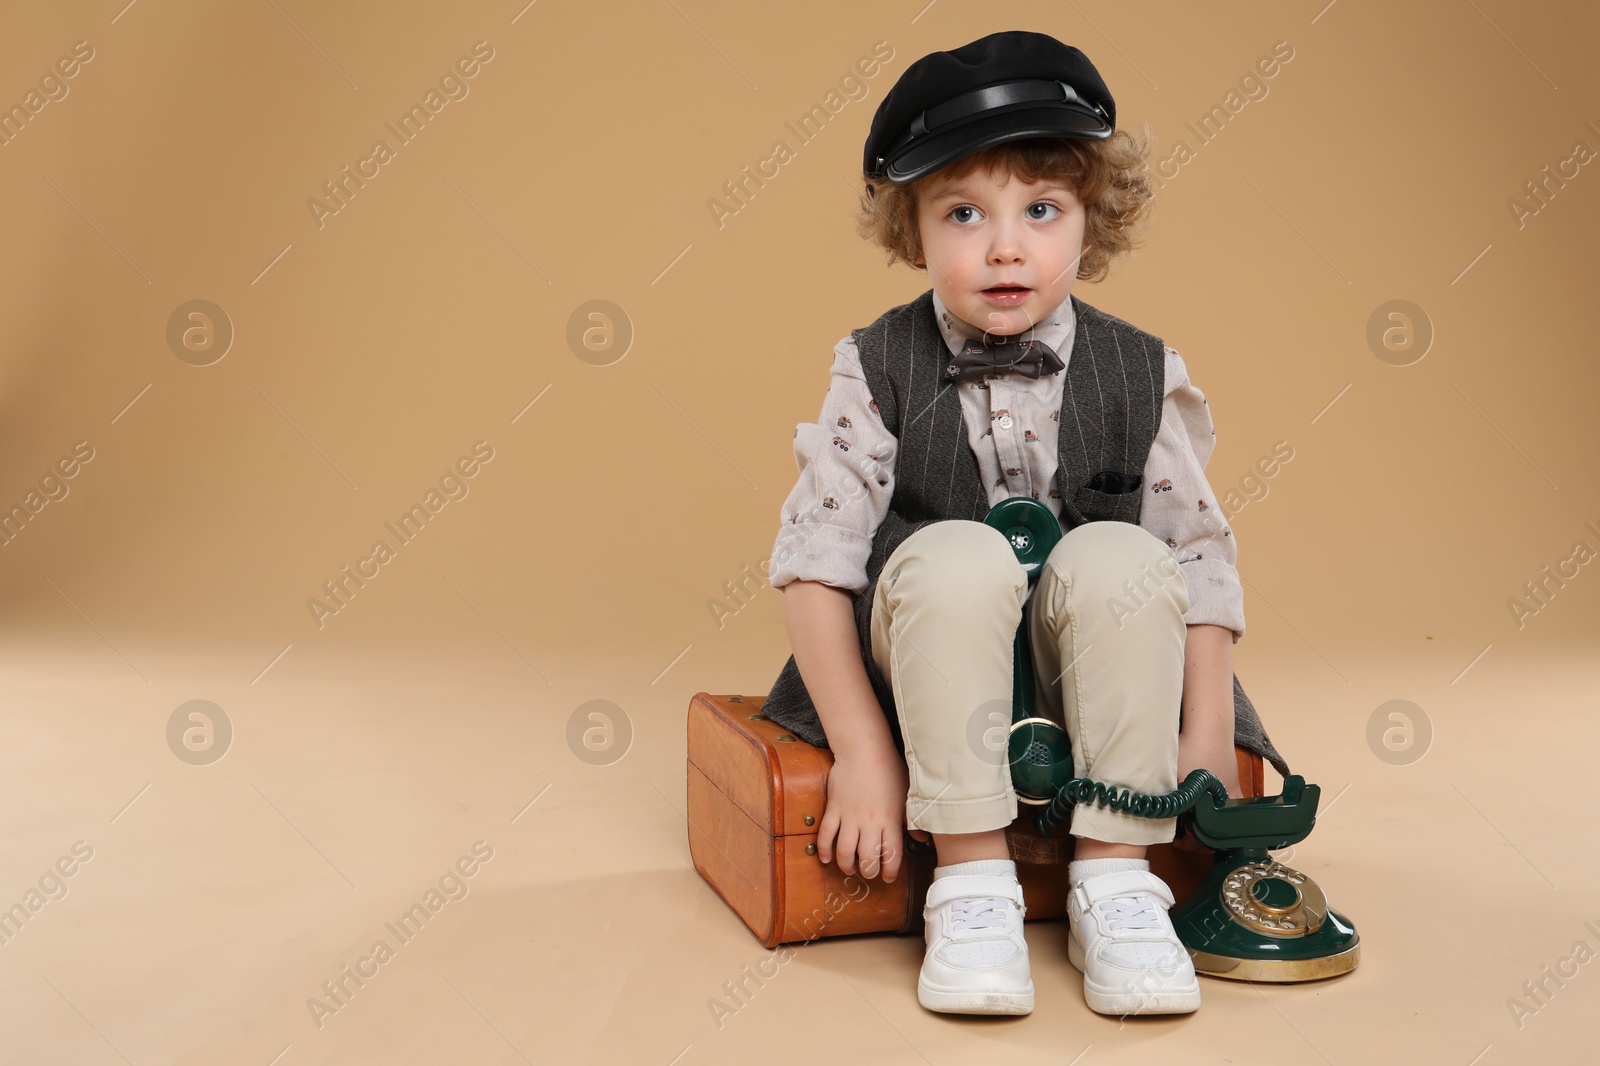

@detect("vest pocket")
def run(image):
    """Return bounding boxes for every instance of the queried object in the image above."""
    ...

[1072,475,1143,523]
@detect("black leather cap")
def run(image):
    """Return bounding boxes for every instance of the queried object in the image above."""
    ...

[863,31,1115,183]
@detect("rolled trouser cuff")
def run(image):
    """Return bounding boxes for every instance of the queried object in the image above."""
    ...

[905,786,1018,836]
[1069,804,1177,847]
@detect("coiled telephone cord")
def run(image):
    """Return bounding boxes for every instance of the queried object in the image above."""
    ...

[1033,768,1229,838]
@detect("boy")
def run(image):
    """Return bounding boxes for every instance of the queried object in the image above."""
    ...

[761,31,1286,1017]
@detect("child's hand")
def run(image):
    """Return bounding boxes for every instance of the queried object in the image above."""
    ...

[1174,738,1242,854]
[1177,737,1242,800]
[817,744,912,883]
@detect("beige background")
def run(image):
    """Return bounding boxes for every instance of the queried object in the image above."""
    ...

[1,0,1596,1062]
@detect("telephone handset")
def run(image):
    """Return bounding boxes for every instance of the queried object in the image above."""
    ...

[985,495,1360,983]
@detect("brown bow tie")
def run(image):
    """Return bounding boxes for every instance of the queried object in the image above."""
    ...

[947,335,1066,383]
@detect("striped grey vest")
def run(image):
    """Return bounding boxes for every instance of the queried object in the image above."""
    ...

[762,289,1286,776]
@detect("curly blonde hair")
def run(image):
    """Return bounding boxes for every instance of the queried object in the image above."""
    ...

[855,128,1156,283]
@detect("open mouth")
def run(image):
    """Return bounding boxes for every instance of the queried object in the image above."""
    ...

[985,285,1030,293]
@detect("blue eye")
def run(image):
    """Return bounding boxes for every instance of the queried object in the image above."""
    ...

[948,203,1059,224]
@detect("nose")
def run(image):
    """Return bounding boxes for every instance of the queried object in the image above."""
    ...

[987,215,1024,265]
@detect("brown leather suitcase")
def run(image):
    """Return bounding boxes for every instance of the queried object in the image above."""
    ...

[686,691,1266,949]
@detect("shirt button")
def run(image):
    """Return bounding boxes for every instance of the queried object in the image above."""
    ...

[997,414,1014,430]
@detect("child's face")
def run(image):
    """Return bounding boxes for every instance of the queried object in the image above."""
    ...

[913,163,1087,338]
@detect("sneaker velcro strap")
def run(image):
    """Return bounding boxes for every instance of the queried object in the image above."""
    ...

[1072,870,1174,911]
[924,875,1025,912]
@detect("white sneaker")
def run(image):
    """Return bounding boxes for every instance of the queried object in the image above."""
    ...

[1066,869,1201,1016]
[917,874,1034,1015]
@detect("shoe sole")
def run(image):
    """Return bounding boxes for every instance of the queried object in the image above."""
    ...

[1067,935,1201,1015]
[917,977,1035,1016]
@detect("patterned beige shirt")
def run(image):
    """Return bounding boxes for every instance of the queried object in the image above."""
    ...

[770,290,1245,642]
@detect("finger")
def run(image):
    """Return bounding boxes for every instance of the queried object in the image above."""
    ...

[817,811,839,865]
[908,829,931,843]
[879,834,902,883]
[860,829,883,880]
[835,824,860,875]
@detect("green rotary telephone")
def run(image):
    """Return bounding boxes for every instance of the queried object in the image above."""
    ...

[984,496,1360,983]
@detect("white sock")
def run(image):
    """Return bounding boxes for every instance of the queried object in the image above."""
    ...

[934,858,1017,881]
[1068,856,1148,886]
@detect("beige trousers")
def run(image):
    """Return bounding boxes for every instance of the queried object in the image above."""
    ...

[869,518,1190,845]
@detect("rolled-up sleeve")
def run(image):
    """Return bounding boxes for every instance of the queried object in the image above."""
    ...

[768,337,897,592]
[1140,346,1246,642]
